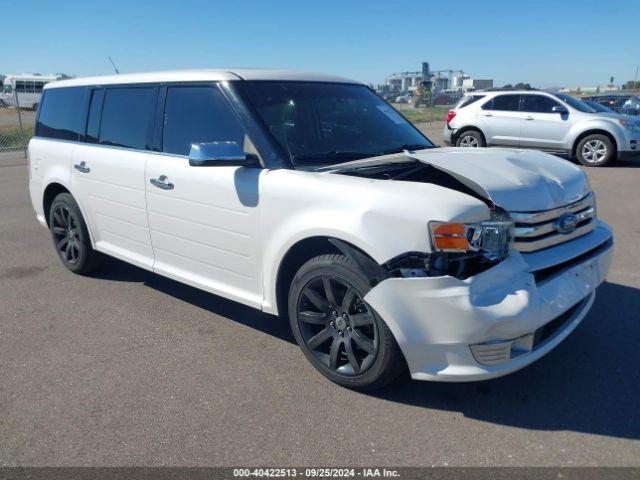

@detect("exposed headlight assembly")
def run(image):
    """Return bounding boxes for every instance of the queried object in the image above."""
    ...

[384,220,513,280]
[429,221,513,261]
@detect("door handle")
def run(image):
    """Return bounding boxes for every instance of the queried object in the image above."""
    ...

[524,115,534,120]
[73,161,90,173]
[483,112,493,117]
[150,175,174,190]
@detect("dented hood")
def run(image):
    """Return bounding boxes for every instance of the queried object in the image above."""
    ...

[411,147,590,212]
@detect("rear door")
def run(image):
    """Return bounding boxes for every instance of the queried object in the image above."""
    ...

[71,85,158,270]
[519,94,571,151]
[476,94,521,146]
[144,84,263,308]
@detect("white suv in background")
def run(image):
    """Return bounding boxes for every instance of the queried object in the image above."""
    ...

[29,70,613,389]
[443,90,640,166]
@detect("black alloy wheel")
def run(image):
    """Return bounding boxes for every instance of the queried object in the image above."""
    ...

[49,192,101,274]
[288,254,404,390]
[297,274,378,376]
[51,203,82,265]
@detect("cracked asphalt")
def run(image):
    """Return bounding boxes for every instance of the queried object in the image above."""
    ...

[1,139,639,466]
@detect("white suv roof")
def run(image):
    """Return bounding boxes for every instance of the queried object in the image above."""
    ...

[470,90,553,97]
[45,69,360,89]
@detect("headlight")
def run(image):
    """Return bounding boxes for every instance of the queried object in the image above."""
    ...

[619,119,640,132]
[429,221,512,261]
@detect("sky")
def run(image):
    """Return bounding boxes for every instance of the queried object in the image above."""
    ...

[1,0,638,88]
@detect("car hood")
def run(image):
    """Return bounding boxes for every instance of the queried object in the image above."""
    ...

[410,147,590,212]
[589,111,636,120]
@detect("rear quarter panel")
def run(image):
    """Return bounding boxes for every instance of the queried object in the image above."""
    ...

[28,138,75,224]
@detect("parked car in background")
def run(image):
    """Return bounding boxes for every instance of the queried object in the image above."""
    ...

[582,99,614,113]
[443,90,640,166]
[29,70,612,389]
[0,74,63,110]
[583,94,640,116]
[394,93,412,104]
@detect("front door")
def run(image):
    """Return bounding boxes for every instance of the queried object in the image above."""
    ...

[519,94,571,151]
[144,84,263,308]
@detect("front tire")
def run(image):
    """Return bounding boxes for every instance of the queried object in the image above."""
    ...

[576,134,614,166]
[49,192,101,274]
[456,130,485,148]
[288,254,404,390]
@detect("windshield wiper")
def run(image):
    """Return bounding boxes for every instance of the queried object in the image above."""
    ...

[379,144,432,156]
[292,151,370,163]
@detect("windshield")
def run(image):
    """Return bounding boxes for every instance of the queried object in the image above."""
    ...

[237,81,434,167]
[551,92,596,113]
[583,100,612,113]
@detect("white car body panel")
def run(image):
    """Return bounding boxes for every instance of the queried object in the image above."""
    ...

[257,168,490,314]
[71,144,154,270]
[476,108,521,146]
[410,147,590,211]
[145,157,264,308]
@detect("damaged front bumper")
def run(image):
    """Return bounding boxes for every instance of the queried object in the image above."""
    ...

[364,220,613,382]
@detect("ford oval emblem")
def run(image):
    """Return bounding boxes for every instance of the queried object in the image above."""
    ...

[555,213,578,234]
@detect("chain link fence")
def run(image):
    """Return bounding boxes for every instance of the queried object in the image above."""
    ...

[0,92,35,155]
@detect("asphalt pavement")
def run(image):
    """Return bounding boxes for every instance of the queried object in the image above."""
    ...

[1,144,639,466]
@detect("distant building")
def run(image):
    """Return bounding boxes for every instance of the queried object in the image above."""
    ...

[462,78,494,91]
[559,85,620,94]
[384,63,493,94]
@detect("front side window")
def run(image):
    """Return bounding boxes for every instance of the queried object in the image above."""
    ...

[35,87,86,141]
[520,95,561,113]
[486,95,520,111]
[162,86,246,156]
[237,81,433,167]
[99,87,156,149]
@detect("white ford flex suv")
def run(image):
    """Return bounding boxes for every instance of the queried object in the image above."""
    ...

[29,70,613,389]
[443,90,640,167]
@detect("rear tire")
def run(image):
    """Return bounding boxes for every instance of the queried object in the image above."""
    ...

[288,253,404,390]
[576,134,614,167]
[49,193,101,274]
[456,130,485,148]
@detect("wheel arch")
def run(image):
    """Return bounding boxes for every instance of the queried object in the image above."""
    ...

[453,126,486,146]
[273,236,387,317]
[42,182,71,228]
[571,129,618,159]
[42,181,96,246]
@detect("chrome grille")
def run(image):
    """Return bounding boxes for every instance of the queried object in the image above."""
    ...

[510,193,596,253]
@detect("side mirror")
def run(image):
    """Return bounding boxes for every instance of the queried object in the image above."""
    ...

[188,141,260,167]
[552,105,568,114]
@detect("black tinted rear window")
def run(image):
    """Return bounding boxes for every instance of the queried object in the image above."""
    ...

[36,87,86,141]
[99,87,156,149]
[485,95,520,111]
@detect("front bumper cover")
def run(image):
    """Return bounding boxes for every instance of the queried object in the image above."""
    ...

[364,220,613,381]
